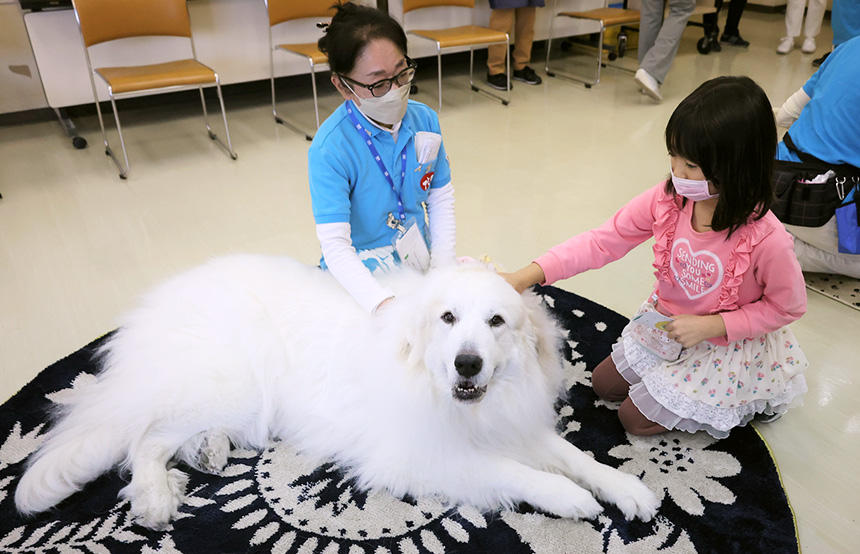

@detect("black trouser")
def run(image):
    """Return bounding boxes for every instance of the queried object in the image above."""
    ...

[703,0,747,37]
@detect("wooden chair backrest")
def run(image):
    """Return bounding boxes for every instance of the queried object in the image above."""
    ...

[72,0,192,47]
[265,0,336,27]
[402,0,475,15]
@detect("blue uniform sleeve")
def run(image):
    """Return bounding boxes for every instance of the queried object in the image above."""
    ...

[308,139,352,225]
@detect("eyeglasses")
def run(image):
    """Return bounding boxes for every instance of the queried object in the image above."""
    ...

[338,58,418,98]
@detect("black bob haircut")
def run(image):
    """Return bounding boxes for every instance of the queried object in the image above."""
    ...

[665,76,777,238]
[317,2,408,76]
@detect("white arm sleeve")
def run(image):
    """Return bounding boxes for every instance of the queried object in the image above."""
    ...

[316,222,395,313]
[775,87,811,129]
[427,182,456,268]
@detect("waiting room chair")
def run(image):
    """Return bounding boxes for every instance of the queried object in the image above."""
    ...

[71,0,236,179]
[401,0,511,111]
[545,0,641,88]
[264,0,334,141]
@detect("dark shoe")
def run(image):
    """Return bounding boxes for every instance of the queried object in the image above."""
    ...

[754,411,783,424]
[486,72,511,90]
[512,66,542,85]
[812,50,831,67]
[720,34,750,47]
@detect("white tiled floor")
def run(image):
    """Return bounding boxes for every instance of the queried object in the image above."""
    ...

[1,9,857,552]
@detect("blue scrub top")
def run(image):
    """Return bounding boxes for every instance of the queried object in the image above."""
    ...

[776,36,860,169]
[308,99,452,271]
[833,0,860,46]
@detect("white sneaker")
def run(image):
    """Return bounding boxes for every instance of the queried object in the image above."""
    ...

[801,36,816,53]
[634,68,662,102]
[776,36,794,54]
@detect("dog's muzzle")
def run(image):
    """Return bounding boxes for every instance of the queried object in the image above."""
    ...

[452,353,487,402]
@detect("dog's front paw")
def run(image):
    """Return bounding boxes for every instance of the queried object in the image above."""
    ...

[536,482,604,520]
[595,471,661,522]
[125,469,189,530]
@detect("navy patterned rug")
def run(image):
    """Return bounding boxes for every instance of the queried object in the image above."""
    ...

[0,286,798,553]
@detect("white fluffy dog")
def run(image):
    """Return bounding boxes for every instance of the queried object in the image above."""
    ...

[16,255,658,529]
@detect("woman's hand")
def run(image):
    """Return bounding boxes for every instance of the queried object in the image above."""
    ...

[499,263,546,294]
[663,314,726,348]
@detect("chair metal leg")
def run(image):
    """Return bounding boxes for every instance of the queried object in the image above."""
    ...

[107,94,129,179]
[198,85,213,137]
[545,19,632,89]
[594,25,605,88]
[198,79,237,159]
[270,49,315,141]
[436,44,442,112]
[213,79,237,159]
[310,63,321,130]
[467,39,511,106]
[545,15,556,77]
[87,68,127,178]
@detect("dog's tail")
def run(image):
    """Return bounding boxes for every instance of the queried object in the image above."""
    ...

[15,393,129,515]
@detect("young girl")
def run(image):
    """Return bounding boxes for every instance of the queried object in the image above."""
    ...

[503,76,809,439]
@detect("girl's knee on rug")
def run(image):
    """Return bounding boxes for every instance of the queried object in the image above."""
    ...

[592,355,630,402]
[618,398,668,436]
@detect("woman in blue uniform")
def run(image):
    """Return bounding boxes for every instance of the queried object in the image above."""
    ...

[309,2,455,312]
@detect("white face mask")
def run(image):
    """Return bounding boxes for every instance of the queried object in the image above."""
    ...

[670,167,718,201]
[344,80,410,126]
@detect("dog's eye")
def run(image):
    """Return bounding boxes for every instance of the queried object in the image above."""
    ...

[441,311,456,325]
[488,314,505,327]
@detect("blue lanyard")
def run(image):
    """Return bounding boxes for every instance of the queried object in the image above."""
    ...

[346,101,408,223]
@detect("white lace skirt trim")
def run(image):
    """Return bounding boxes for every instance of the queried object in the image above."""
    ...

[610,306,809,439]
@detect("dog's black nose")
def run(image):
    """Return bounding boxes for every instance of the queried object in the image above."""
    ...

[454,354,483,378]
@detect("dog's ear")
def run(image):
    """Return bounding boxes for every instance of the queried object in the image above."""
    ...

[521,291,565,382]
[390,297,431,369]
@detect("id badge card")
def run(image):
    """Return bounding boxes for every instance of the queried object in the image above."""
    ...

[630,311,683,361]
[393,217,430,272]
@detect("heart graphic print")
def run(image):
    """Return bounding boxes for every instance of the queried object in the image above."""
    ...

[670,238,724,300]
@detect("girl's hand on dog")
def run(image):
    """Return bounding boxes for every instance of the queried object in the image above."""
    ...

[500,263,546,294]
[664,314,727,348]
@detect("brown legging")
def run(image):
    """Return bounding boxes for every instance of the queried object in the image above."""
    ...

[592,355,668,436]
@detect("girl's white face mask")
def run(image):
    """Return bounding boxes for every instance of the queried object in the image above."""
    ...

[670,168,718,201]
[345,80,410,126]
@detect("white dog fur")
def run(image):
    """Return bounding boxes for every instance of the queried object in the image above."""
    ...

[16,255,659,529]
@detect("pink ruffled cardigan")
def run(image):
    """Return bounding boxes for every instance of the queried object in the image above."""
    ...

[535,183,807,345]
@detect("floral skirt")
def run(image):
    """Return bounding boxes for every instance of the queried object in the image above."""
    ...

[611,303,809,439]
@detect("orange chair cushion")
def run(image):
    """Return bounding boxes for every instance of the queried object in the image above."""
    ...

[95,59,216,94]
[558,8,641,27]
[276,43,328,65]
[409,25,508,49]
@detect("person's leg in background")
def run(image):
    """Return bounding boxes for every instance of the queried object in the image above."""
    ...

[635,0,696,102]
[801,0,827,53]
[636,0,667,100]
[701,10,722,52]
[487,8,515,89]
[637,0,666,67]
[778,0,805,53]
[511,6,542,85]
[721,0,750,46]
